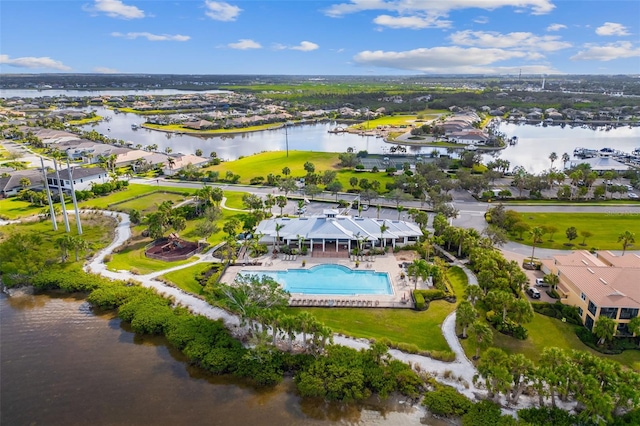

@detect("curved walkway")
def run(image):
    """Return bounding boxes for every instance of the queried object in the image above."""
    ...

[83,209,485,400]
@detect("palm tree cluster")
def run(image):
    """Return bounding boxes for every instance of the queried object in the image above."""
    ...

[55,234,89,262]
[218,274,332,354]
[475,346,640,424]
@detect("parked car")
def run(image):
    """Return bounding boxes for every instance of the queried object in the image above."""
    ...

[628,193,639,199]
[527,287,541,299]
[535,277,548,287]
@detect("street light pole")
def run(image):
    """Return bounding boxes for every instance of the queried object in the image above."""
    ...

[285,122,289,157]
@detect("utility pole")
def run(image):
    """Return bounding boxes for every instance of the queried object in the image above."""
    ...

[53,158,70,232]
[66,158,83,235]
[40,156,57,231]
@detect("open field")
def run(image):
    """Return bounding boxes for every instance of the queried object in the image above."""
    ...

[113,192,187,214]
[206,151,395,192]
[506,212,640,250]
[459,312,640,371]
[207,151,340,179]
[161,262,212,294]
[288,266,467,354]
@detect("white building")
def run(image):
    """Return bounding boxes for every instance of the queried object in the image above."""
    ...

[46,167,109,193]
[255,209,422,254]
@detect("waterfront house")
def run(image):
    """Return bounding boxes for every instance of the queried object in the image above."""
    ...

[46,167,108,193]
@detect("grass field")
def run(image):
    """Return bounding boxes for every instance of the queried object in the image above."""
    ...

[161,262,212,294]
[506,212,640,251]
[459,312,640,371]
[106,237,195,274]
[288,266,467,354]
[206,151,395,192]
[207,151,341,180]
[113,192,187,214]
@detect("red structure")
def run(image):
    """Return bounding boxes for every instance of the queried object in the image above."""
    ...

[145,233,202,261]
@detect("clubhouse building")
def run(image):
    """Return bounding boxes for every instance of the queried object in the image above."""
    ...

[255,209,422,256]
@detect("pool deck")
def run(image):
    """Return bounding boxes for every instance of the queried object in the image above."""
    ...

[221,253,418,309]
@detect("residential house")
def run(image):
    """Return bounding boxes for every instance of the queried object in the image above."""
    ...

[540,250,640,335]
[46,167,108,193]
[162,154,209,176]
[0,169,45,198]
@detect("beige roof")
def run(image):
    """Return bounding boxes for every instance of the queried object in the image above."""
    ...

[552,250,640,308]
[596,251,640,268]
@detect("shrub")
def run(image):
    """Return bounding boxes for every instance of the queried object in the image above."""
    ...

[419,289,446,301]
[423,385,473,417]
[413,291,426,310]
[518,407,578,426]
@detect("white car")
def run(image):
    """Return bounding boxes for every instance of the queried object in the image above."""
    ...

[629,193,639,199]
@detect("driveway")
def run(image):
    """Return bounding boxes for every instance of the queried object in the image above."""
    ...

[501,249,556,303]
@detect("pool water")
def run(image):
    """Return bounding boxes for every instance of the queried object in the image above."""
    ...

[238,264,393,296]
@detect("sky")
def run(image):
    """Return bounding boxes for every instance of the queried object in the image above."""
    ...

[1,0,639,75]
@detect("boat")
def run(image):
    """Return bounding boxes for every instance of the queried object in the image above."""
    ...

[131,124,139,130]
[466,144,478,151]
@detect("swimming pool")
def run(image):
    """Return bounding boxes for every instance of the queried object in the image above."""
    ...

[238,264,393,296]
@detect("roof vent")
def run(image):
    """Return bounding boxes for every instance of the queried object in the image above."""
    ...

[587,268,594,274]
[581,259,589,265]
[599,278,608,285]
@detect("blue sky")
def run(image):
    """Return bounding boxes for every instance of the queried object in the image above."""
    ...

[1,0,639,75]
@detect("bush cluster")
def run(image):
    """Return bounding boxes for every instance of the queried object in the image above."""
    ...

[531,301,582,325]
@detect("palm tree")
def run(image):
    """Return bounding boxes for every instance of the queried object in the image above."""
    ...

[274,222,285,250]
[407,259,428,290]
[471,321,493,359]
[456,301,477,339]
[529,226,544,265]
[561,152,570,169]
[593,316,616,346]
[55,234,74,262]
[549,152,558,169]
[70,235,89,262]
[628,317,640,348]
[617,231,635,255]
[465,285,483,307]
[379,221,389,249]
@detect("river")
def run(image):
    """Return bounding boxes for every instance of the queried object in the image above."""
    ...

[0,292,432,426]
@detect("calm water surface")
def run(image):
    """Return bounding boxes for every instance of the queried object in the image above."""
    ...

[0,293,431,426]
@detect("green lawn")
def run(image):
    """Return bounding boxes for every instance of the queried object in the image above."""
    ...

[161,262,212,294]
[460,311,640,371]
[288,266,467,355]
[207,151,341,183]
[114,192,187,214]
[507,213,640,251]
[223,191,250,209]
[106,238,195,274]
[80,184,194,210]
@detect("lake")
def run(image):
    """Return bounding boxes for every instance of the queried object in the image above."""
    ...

[81,107,640,174]
[0,292,428,426]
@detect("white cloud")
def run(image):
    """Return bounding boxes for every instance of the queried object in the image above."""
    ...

[325,1,555,30]
[227,39,261,49]
[353,46,540,74]
[571,41,640,61]
[204,1,242,21]
[0,54,71,71]
[111,32,190,41]
[93,66,119,73]
[373,14,451,29]
[291,41,319,51]
[474,16,489,24]
[546,23,566,31]
[595,22,630,36]
[84,0,145,19]
[450,30,571,51]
